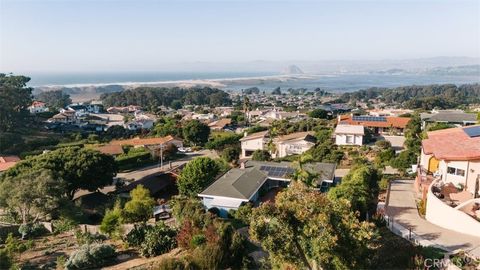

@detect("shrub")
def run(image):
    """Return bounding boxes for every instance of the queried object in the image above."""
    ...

[233,203,253,225]
[99,206,123,238]
[64,244,115,270]
[251,150,271,161]
[74,230,106,245]
[221,146,240,163]
[18,223,48,239]
[191,234,206,247]
[375,140,392,149]
[53,218,78,234]
[155,257,193,270]
[0,249,12,270]
[379,177,389,192]
[207,207,220,217]
[124,224,147,248]
[122,185,155,223]
[139,223,177,257]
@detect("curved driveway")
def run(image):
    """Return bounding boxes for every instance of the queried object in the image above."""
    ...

[386,179,480,258]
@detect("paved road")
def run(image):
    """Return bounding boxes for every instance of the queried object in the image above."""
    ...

[386,179,480,258]
[116,149,218,181]
[74,150,218,199]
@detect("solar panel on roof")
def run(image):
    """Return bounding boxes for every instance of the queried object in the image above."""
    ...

[464,126,480,138]
[352,116,387,122]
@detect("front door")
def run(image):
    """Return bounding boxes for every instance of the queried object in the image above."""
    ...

[428,156,440,173]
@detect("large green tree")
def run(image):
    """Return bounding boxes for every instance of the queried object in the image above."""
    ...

[328,165,380,219]
[0,169,65,224]
[122,185,155,223]
[249,182,378,269]
[0,74,32,132]
[36,90,72,110]
[2,147,117,199]
[177,157,219,196]
[182,120,210,146]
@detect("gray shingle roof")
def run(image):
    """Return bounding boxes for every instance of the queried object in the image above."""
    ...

[420,111,477,123]
[199,160,336,199]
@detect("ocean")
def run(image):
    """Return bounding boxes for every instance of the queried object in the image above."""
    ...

[27,71,480,93]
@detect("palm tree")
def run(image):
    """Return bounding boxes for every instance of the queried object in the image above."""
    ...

[243,96,251,126]
[291,154,318,187]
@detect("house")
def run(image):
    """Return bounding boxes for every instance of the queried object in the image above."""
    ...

[273,131,316,158]
[28,101,49,114]
[334,124,365,146]
[208,118,232,131]
[95,145,124,156]
[198,160,336,216]
[107,105,142,114]
[417,125,480,237]
[63,104,88,117]
[420,110,478,130]
[48,111,76,124]
[338,115,411,135]
[110,135,183,149]
[240,131,269,158]
[0,156,20,172]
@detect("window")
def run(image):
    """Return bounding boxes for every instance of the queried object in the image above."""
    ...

[346,135,354,144]
[447,167,466,177]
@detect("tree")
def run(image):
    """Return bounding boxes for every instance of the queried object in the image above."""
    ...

[170,100,182,110]
[182,120,210,146]
[0,74,32,132]
[0,169,65,224]
[36,90,72,110]
[152,117,182,137]
[249,182,378,269]
[271,87,282,95]
[328,165,380,219]
[291,154,318,187]
[2,147,117,199]
[308,109,328,119]
[100,201,123,238]
[177,157,220,196]
[221,146,240,163]
[140,223,177,257]
[251,150,271,161]
[122,185,155,223]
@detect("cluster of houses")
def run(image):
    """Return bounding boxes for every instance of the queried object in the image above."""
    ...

[32,101,157,132]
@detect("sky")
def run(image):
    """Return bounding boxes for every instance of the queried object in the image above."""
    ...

[0,0,479,72]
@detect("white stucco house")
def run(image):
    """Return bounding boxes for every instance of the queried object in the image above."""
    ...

[416,125,480,237]
[273,131,316,158]
[240,131,269,159]
[334,124,364,146]
[28,101,49,114]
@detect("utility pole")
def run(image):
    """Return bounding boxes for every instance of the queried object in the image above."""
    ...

[158,143,164,171]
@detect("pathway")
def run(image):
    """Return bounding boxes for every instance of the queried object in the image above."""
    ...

[386,179,480,258]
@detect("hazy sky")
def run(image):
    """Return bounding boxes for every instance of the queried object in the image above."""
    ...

[1,0,479,72]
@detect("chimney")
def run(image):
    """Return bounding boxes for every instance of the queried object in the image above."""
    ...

[244,131,248,137]
[240,162,245,170]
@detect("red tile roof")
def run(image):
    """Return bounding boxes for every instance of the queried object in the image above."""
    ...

[95,145,124,155]
[422,125,480,161]
[0,156,20,172]
[339,115,411,129]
